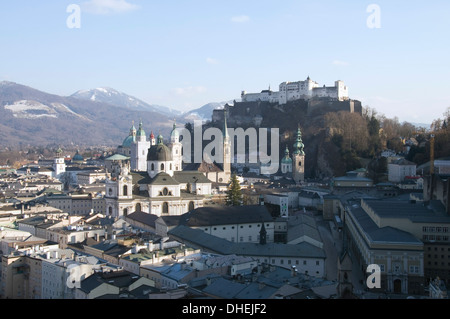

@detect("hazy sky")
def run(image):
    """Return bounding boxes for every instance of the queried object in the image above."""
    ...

[1,0,449,124]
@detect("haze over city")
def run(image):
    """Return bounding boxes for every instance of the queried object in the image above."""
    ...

[0,0,449,124]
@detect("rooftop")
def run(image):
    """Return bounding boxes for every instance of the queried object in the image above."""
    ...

[168,225,326,259]
[179,205,273,227]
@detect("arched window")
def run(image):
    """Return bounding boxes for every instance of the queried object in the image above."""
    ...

[299,161,302,167]
[162,202,169,214]
[108,206,113,215]
[135,203,142,212]
[189,201,195,211]
[123,185,128,196]
[123,208,128,216]
[151,163,155,171]
[161,163,165,171]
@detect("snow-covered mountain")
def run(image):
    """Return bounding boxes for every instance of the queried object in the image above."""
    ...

[183,100,238,122]
[0,81,176,146]
[71,87,183,117]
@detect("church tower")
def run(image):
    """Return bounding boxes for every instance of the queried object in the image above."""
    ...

[170,122,183,172]
[131,120,151,172]
[150,131,156,146]
[292,126,305,184]
[222,110,231,175]
[52,148,66,181]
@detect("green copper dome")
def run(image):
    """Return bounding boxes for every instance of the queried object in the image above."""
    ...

[136,120,146,138]
[73,150,84,162]
[281,146,292,164]
[122,122,137,147]
[171,123,179,139]
[122,135,136,148]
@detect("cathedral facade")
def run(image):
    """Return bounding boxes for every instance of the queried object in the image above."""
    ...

[106,121,230,219]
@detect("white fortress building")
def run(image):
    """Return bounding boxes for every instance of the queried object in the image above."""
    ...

[241,76,349,104]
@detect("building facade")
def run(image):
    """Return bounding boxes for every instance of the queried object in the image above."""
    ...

[241,77,349,104]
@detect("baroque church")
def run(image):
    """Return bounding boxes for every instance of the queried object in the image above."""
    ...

[105,119,232,218]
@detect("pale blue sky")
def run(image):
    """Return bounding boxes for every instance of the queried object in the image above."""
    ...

[1,0,449,124]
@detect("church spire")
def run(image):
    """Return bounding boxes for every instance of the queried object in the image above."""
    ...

[259,222,267,245]
[223,109,229,139]
[293,127,305,155]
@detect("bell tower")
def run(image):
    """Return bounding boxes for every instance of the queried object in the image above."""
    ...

[222,110,231,175]
[292,126,305,184]
[171,122,183,171]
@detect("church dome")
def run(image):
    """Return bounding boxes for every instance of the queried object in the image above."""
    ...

[73,151,84,162]
[136,120,146,138]
[147,138,173,162]
[281,146,292,164]
[171,123,180,140]
[122,135,135,148]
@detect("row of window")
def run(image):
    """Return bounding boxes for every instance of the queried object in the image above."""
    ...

[423,226,449,233]
[206,224,270,231]
[229,235,268,242]
[374,264,422,274]
[149,163,172,171]
[423,235,450,241]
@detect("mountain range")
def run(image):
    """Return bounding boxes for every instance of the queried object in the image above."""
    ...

[0,81,229,147]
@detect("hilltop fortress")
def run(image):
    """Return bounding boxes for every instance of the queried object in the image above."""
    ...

[213,76,361,126]
[241,76,349,104]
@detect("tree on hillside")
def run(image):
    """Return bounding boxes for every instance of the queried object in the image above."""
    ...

[226,174,243,206]
[324,111,368,153]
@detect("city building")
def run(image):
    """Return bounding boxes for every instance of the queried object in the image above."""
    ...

[388,158,417,183]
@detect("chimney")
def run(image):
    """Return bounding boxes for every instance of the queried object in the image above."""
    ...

[291,266,297,277]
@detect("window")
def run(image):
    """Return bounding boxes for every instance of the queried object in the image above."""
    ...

[151,163,155,171]
[161,163,165,170]
[123,185,128,196]
[163,188,169,196]
[162,202,169,214]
